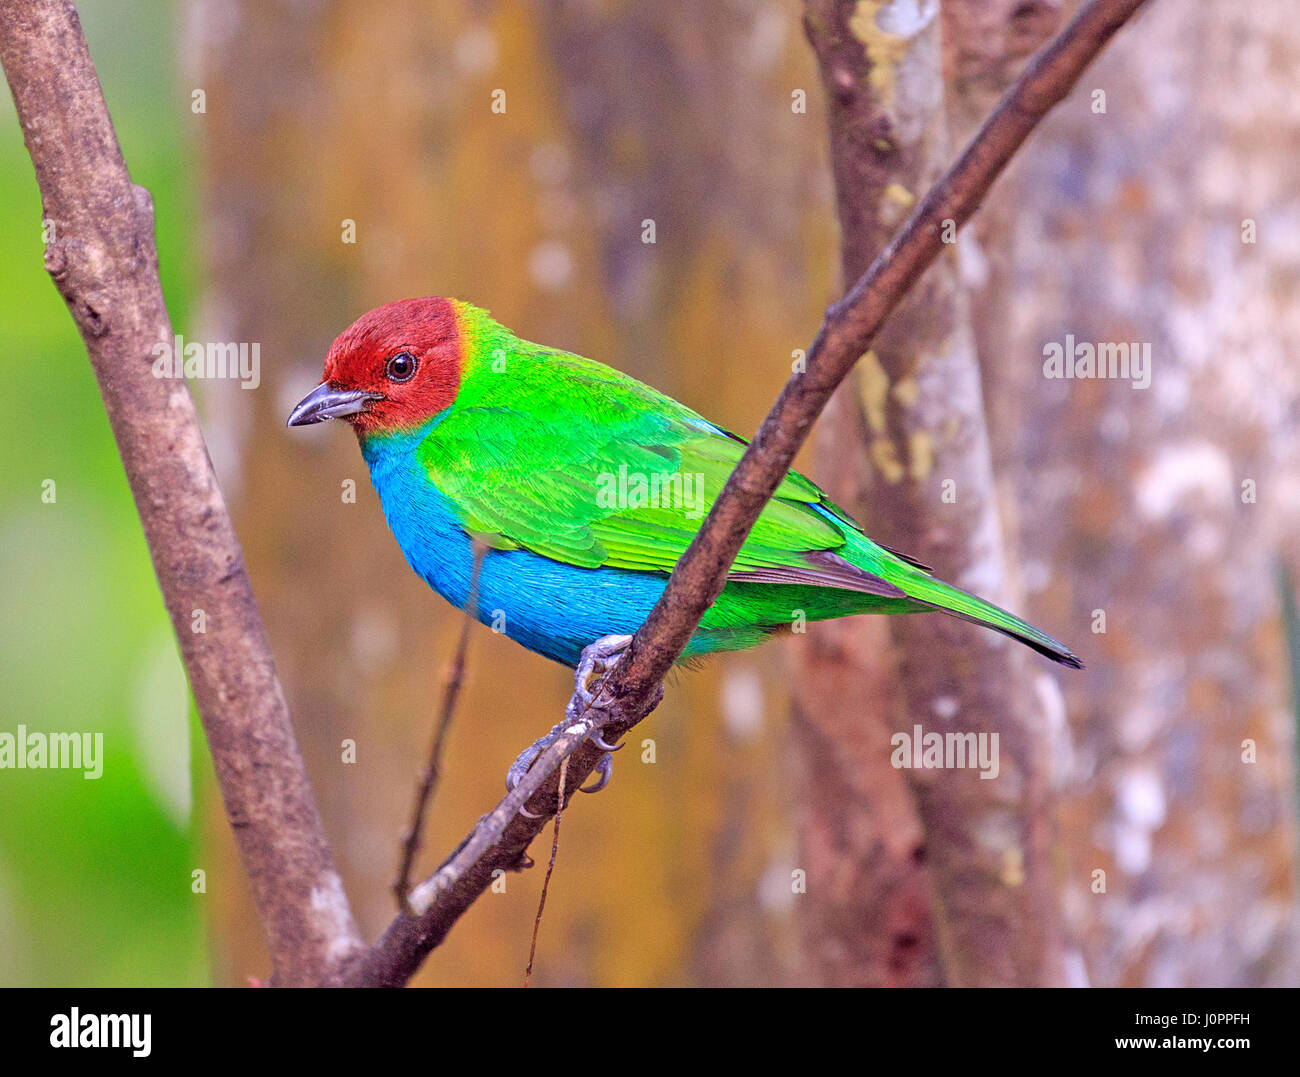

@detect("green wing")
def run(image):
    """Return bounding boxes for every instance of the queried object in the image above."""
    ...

[416,342,904,596]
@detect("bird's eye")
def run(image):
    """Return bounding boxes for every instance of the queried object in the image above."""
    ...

[386,351,418,382]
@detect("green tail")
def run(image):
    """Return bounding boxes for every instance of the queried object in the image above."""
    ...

[885,562,1083,669]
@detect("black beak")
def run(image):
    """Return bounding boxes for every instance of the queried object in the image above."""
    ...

[287,383,382,427]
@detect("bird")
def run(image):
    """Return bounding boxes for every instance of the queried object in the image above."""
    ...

[289,298,1081,790]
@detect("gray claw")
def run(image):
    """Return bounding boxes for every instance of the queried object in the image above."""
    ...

[506,732,555,792]
[590,730,623,753]
[506,634,634,808]
[581,752,614,794]
[571,633,634,713]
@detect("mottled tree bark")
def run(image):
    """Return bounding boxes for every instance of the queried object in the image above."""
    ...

[789,0,944,987]
[975,0,1300,986]
[800,0,1079,986]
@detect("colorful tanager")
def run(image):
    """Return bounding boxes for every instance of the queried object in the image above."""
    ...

[289,299,1080,788]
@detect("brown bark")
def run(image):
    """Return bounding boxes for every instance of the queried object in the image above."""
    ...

[800,0,1079,985]
[788,608,938,986]
[786,0,1067,990]
[976,0,1300,986]
[0,0,364,986]
[790,0,943,986]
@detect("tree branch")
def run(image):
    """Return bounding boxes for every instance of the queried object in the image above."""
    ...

[0,0,364,986]
[354,0,1150,985]
[354,699,620,987]
[802,0,1074,987]
[604,0,1148,708]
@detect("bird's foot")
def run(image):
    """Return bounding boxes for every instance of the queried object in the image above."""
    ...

[505,726,617,817]
[566,633,634,720]
[505,635,635,816]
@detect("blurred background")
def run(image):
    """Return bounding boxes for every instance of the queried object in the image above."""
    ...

[1,0,1297,987]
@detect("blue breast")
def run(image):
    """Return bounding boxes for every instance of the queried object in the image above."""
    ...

[360,420,669,667]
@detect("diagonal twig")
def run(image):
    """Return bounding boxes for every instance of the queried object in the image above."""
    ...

[353,0,1152,986]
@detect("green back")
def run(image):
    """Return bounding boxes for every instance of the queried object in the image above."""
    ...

[417,303,862,576]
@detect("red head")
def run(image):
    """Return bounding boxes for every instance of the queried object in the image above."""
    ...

[288,297,463,434]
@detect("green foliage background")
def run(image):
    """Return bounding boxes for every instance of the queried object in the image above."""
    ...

[0,1,205,985]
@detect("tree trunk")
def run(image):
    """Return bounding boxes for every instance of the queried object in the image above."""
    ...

[973,0,1300,985]
[798,0,1075,986]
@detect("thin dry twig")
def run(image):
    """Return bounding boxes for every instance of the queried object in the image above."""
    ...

[394,542,487,912]
[524,756,570,988]
[353,0,1151,987]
